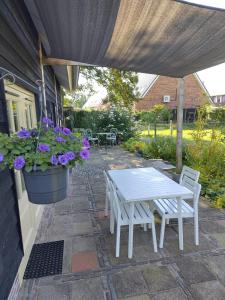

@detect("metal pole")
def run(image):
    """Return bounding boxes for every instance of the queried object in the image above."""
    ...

[176,78,185,173]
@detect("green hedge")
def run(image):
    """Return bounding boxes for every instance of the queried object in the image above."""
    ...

[65,107,136,141]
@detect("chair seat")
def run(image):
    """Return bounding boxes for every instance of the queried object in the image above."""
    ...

[119,201,153,225]
[106,137,116,140]
[88,137,98,141]
[153,198,194,218]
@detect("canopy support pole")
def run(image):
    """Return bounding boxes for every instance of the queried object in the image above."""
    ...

[176,77,185,173]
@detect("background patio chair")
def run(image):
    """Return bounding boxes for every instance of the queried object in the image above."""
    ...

[152,181,201,248]
[109,180,157,258]
[106,132,117,146]
[85,129,99,146]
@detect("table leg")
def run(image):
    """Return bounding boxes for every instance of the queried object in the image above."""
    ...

[177,197,183,250]
[128,203,134,259]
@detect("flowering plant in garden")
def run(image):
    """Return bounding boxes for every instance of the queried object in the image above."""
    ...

[0,117,90,172]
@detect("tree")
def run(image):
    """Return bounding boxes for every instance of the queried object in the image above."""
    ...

[140,104,171,139]
[63,79,96,109]
[78,66,139,108]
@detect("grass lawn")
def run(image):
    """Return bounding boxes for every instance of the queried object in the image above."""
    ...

[140,127,224,142]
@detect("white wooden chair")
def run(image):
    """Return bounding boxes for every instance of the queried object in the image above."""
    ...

[109,180,157,257]
[103,170,111,216]
[180,166,200,185]
[152,180,201,248]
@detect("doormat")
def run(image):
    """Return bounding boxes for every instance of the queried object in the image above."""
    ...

[23,240,64,279]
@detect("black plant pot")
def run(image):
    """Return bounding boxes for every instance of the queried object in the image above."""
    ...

[23,167,68,204]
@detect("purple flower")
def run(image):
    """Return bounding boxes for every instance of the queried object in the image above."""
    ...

[14,156,25,170]
[54,126,62,134]
[58,155,69,165]
[82,138,90,148]
[62,128,71,135]
[38,143,50,152]
[42,117,53,125]
[79,149,90,160]
[30,129,38,137]
[65,151,75,161]
[55,136,66,143]
[69,135,76,142]
[50,155,58,165]
[17,129,31,139]
[0,153,4,163]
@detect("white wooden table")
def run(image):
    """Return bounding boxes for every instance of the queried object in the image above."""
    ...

[108,167,193,258]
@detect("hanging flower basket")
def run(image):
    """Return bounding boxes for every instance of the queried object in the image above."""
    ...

[23,166,68,204]
[0,117,90,204]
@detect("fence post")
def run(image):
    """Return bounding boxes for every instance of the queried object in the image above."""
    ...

[148,123,150,143]
[170,120,173,137]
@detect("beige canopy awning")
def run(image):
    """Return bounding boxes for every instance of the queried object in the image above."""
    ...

[25,0,225,78]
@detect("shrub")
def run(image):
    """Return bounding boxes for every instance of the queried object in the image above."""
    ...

[123,138,145,152]
[66,106,136,141]
[142,137,177,163]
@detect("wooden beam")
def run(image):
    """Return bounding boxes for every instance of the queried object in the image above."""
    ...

[42,57,96,67]
[176,77,185,173]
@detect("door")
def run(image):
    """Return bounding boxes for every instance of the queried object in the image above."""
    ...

[5,82,43,283]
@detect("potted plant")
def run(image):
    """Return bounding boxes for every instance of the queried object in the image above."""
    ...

[0,117,90,204]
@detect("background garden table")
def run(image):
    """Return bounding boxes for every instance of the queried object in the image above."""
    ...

[108,167,193,258]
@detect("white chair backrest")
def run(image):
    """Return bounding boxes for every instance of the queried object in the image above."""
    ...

[180,166,200,185]
[110,128,118,135]
[85,129,93,138]
[107,132,116,139]
[109,180,121,220]
[182,178,201,208]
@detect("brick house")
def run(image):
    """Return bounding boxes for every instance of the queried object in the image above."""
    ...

[135,74,213,122]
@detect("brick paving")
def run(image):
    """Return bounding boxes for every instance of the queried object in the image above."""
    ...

[18,147,225,300]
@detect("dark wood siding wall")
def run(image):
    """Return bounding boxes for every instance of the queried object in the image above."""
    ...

[0,80,23,300]
[0,0,63,298]
[0,169,23,300]
[0,0,40,93]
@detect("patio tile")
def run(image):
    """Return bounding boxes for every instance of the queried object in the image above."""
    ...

[204,254,225,284]
[133,245,161,262]
[190,280,225,300]
[164,224,215,256]
[121,295,150,300]
[111,268,148,299]
[36,284,70,300]
[175,257,216,284]
[150,287,188,300]
[47,212,94,239]
[72,251,98,273]
[200,219,225,234]
[71,277,105,300]
[96,210,109,219]
[208,233,225,247]
[142,265,178,293]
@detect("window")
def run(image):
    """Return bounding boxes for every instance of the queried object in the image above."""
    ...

[12,101,19,132]
[5,82,36,196]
